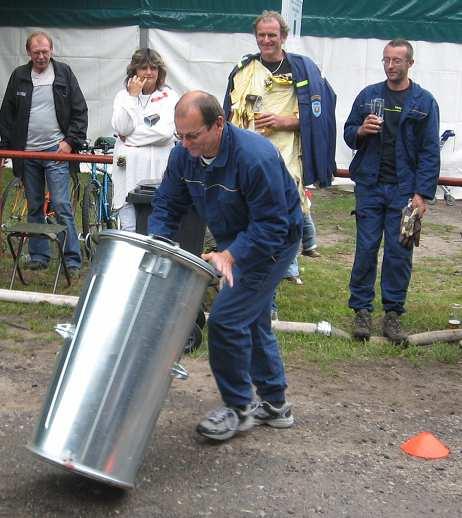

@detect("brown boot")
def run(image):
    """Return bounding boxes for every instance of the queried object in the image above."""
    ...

[382,311,407,345]
[353,309,372,341]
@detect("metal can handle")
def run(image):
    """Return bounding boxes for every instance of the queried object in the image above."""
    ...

[170,362,189,380]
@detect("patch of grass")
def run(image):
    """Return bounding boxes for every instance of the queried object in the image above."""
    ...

[0,187,460,367]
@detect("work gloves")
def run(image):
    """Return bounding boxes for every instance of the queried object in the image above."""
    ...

[399,200,422,249]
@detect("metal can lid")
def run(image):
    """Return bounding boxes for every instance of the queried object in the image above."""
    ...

[99,230,217,279]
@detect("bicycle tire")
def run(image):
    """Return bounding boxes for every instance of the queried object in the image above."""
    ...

[104,175,115,229]
[70,169,81,214]
[0,177,28,227]
[81,182,102,260]
[184,323,203,354]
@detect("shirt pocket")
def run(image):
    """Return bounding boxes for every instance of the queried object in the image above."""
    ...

[217,188,248,228]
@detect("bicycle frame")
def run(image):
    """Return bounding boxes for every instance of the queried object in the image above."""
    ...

[89,162,112,226]
[438,130,456,206]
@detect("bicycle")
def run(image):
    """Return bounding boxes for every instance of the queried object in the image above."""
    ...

[80,136,118,259]
[430,129,457,206]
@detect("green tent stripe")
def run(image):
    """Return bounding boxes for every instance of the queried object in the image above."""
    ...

[0,2,460,44]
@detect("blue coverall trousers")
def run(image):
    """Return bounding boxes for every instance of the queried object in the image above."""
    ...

[349,183,413,315]
[207,239,299,408]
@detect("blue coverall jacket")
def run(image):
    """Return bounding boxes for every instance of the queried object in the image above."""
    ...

[344,80,440,200]
[223,52,337,188]
[148,122,302,274]
[148,123,303,407]
[343,80,440,314]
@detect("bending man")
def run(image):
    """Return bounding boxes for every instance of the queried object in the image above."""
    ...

[148,91,302,441]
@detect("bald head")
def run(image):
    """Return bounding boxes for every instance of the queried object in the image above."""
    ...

[175,91,224,126]
[174,91,225,158]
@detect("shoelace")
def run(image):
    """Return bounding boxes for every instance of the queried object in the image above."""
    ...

[356,313,370,327]
[386,317,401,334]
[207,407,234,424]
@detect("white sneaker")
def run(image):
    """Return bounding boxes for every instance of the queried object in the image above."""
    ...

[254,401,294,428]
[196,402,258,441]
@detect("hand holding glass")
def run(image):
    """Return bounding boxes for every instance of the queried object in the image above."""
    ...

[371,98,384,132]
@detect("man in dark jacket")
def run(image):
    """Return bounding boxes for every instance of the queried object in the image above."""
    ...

[0,31,88,275]
[344,39,440,343]
[149,91,302,441]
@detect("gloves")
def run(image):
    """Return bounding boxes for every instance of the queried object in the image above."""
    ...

[399,201,422,249]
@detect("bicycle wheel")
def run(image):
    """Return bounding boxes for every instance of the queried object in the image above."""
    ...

[0,177,28,227]
[81,182,102,259]
[104,174,116,229]
[70,169,81,214]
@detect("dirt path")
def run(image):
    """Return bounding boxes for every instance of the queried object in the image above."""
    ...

[0,198,461,517]
[0,345,461,518]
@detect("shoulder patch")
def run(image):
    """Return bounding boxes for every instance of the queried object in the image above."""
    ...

[311,99,321,118]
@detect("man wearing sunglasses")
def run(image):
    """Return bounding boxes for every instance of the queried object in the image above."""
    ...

[344,39,440,344]
[149,90,303,441]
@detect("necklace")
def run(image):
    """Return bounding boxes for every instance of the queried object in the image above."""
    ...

[138,92,152,110]
[260,54,285,75]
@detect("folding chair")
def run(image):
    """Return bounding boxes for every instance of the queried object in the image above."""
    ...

[4,222,71,293]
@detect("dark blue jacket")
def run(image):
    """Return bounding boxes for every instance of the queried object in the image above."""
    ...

[148,123,302,272]
[344,81,440,199]
[223,52,337,188]
[0,59,88,178]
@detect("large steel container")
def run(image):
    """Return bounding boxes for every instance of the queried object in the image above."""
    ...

[28,230,216,489]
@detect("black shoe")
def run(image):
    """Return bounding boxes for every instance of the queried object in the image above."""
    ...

[353,309,372,341]
[25,260,48,271]
[285,276,304,285]
[301,249,321,258]
[382,311,407,345]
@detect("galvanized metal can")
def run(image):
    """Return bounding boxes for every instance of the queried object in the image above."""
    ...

[28,230,216,488]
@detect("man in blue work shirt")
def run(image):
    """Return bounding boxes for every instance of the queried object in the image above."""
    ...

[344,39,440,344]
[148,91,302,441]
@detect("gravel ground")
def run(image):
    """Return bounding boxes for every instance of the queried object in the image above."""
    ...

[0,198,461,517]
[1,348,461,518]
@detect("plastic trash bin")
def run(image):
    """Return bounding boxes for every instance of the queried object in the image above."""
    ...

[126,179,205,257]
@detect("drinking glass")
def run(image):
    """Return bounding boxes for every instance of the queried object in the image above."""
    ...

[448,303,462,328]
[371,98,384,131]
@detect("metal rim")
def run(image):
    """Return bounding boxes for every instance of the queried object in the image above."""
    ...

[98,230,217,279]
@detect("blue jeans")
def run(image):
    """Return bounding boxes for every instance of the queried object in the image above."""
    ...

[302,212,317,251]
[349,183,412,315]
[271,242,300,312]
[280,212,317,283]
[22,145,81,268]
[208,239,299,407]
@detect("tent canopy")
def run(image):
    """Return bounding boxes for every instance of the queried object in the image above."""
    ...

[0,1,460,43]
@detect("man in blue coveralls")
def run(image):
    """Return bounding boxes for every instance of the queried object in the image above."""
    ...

[148,91,302,441]
[344,39,440,344]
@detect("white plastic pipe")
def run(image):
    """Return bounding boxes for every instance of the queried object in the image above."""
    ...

[0,289,461,346]
[0,288,78,307]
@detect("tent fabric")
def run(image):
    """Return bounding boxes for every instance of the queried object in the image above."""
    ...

[1,25,461,195]
[0,1,461,44]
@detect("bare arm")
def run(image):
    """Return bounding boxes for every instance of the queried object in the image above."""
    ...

[254,113,300,132]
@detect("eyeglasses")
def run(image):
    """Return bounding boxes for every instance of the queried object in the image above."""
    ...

[381,57,407,66]
[174,125,208,141]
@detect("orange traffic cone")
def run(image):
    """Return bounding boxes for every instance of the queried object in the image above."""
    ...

[400,432,450,460]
